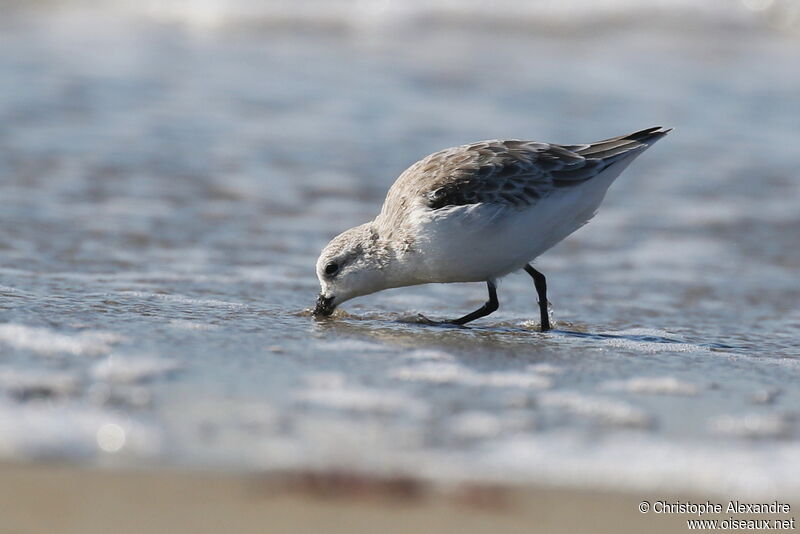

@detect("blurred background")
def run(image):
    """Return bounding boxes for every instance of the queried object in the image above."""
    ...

[0,0,799,522]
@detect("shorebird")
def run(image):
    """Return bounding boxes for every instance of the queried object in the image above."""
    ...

[313,126,671,331]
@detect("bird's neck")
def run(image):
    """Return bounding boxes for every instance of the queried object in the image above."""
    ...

[369,220,426,290]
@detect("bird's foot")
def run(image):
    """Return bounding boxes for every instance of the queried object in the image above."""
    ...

[397,313,439,325]
[398,314,464,328]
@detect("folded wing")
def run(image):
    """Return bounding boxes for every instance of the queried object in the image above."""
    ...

[399,126,671,210]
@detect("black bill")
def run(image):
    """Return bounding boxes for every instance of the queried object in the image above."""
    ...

[313,294,336,317]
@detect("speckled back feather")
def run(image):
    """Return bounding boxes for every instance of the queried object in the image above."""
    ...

[380,127,671,222]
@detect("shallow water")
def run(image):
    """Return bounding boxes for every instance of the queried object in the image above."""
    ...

[1,1,799,497]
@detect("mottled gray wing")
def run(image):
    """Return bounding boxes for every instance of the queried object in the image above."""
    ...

[411,126,671,210]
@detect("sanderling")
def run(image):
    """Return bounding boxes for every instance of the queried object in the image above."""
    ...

[314,126,671,331]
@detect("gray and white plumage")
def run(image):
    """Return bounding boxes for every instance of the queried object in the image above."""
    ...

[314,126,671,321]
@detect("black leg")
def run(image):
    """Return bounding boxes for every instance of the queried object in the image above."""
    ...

[448,281,499,326]
[524,264,551,331]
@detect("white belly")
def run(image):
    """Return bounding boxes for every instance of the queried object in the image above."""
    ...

[410,168,624,283]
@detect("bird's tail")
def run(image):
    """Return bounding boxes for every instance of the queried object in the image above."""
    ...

[564,126,673,164]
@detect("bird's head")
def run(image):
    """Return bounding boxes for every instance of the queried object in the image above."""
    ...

[313,223,391,317]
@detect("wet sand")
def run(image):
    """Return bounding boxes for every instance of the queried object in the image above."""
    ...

[0,462,731,534]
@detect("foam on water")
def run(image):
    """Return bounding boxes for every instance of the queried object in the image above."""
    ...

[0,324,122,357]
[91,355,181,384]
[313,338,396,355]
[168,319,220,331]
[600,376,702,396]
[448,410,534,441]
[294,384,429,417]
[115,291,250,309]
[539,392,652,428]
[390,362,552,389]
[0,402,161,460]
[401,349,456,362]
[711,413,793,440]
[589,328,736,355]
[469,433,800,497]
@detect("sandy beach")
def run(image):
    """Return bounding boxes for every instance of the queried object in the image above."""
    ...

[1,462,763,534]
[3,462,798,534]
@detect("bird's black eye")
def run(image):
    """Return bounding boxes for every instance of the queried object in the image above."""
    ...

[324,263,339,276]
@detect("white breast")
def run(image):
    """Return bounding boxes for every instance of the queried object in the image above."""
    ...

[406,161,631,283]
